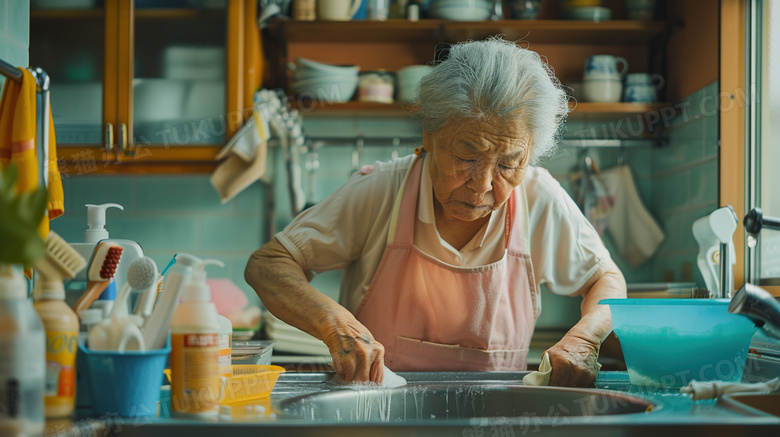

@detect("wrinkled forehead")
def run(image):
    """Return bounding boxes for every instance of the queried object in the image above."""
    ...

[434,118,533,159]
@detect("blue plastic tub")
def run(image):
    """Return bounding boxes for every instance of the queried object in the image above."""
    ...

[79,338,170,417]
[600,299,758,388]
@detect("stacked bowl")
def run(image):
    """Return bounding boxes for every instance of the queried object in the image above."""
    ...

[290,57,360,103]
[396,65,433,104]
[428,0,492,21]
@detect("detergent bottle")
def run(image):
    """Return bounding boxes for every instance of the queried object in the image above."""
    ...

[169,256,224,417]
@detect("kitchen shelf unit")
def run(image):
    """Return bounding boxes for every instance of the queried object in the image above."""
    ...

[266,18,672,126]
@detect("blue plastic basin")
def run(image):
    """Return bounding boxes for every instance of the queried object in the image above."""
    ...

[600,299,758,388]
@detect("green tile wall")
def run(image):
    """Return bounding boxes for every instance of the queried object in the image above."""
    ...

[0,0,29,90]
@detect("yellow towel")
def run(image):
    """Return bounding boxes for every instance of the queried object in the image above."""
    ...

[0,67,64,238]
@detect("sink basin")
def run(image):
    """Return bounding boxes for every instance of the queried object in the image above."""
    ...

[719,393,780,417]
[278,383,655,422]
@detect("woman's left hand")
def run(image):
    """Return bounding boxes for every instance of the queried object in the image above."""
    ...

[544,333,601,387]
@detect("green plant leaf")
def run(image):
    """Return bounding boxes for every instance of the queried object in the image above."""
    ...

[0,163,48,265]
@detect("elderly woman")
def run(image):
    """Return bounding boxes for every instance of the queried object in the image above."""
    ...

[246,38,626,387]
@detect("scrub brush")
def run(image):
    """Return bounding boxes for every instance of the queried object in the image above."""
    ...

[33,231,88,298]
[72,242,123,313]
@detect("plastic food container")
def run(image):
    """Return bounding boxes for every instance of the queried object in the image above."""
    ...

[358,70,395,104]
[600,299,757,388]
[163,364,286,406]
[232,340,277,365]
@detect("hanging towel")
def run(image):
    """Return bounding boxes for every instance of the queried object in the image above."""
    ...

[210,110,268,203]
[575,167,614,237]
[0,68,64,237]
[601,165,664,267]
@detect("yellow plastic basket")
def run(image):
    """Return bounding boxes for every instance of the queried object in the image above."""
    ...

[163,364,286,406]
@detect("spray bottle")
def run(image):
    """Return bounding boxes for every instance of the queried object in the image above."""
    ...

[169,256,225,417]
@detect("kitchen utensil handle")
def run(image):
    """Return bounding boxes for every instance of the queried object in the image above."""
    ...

[105,122,114,152]
[119,123,135,157]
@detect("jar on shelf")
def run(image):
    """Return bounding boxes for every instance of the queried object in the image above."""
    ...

[358,70,396,104]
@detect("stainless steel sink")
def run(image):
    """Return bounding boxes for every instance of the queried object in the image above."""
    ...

[278,383,655,423]
[719,393,780,417]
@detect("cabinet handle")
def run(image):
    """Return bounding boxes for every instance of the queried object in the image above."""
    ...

[105,123,114,152]
[119,123,135,157]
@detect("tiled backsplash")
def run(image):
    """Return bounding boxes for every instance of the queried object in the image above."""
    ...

[0,0,29,89]
[51,81,720,305]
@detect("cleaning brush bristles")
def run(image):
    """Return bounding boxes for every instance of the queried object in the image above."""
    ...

[42,231,88,279]
[89,242,123,280]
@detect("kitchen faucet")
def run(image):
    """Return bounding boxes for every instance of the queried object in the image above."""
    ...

[728,208,780,339]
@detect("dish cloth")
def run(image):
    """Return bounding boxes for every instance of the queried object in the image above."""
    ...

[0,68,64,237]
[601,165,664,267]
[210,110,268,203]
[329,367,408,390]
[680,378,780,401]
[523,353,553,386]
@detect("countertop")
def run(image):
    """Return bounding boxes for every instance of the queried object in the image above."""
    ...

[55,370,780,437]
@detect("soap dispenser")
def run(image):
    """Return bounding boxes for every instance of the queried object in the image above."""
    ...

[70,203,124,282]
[67,203,144,306]
[170,256,225,417]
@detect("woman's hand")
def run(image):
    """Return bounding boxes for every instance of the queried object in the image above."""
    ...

[322,320,385,383]
[544,333,601,387]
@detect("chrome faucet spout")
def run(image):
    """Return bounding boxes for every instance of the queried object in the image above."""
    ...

[729,283,780,340]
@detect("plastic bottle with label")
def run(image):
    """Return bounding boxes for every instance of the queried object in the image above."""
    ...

[0,265,45,436]
[170,256,225,417]
[33,276,80,419]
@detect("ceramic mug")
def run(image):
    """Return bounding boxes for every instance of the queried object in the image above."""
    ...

[584,55,629,80]
[583,78,623,103]
[624,83,657,103]
[624,72,665,90]
[318,0,362,20]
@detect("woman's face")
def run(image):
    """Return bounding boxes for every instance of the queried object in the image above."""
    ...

[423,117,533,224]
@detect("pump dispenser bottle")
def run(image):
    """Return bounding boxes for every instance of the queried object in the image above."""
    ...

[170,256,225,417]
[67,203,144,305]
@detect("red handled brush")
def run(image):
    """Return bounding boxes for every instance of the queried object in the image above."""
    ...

[72,242,123,313]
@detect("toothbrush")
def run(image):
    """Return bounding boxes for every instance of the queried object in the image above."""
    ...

[72,242,123,313]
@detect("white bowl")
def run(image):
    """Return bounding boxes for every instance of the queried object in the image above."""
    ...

[294,58,360,76]
[582,79,622,103]
[182,80,225,120]
[429,0,492,21]
[292,76,359,103]
[291,69,358,82]
[568,6,612,22]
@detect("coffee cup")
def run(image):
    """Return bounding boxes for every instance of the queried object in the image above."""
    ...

[624,83,658,103]
[624,72,664,90]
[583,78,623,103]
[584,55,629,80]
[318,0,362,20]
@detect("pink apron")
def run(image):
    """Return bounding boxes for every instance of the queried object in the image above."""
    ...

[354,155,540,371]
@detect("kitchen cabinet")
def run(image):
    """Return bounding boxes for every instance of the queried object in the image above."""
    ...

[29,0,255,174]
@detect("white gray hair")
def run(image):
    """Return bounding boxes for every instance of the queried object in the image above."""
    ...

[414,38,570,164]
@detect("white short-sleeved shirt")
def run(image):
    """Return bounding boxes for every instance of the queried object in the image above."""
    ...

[276,154,611,314]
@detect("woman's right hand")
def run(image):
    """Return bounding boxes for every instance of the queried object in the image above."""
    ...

[322,320,385,383]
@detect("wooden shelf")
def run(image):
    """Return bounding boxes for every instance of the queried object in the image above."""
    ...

[290,100,672,119]
[30,8,223,20]
[269,19,667,45]
[30,9,103,19]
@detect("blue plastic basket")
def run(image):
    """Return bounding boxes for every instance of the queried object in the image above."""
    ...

[600,299,758,388]
[79,338,170,417]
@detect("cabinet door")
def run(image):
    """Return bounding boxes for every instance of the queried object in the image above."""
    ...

[29,3,113,153]
[127,0,242,155]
